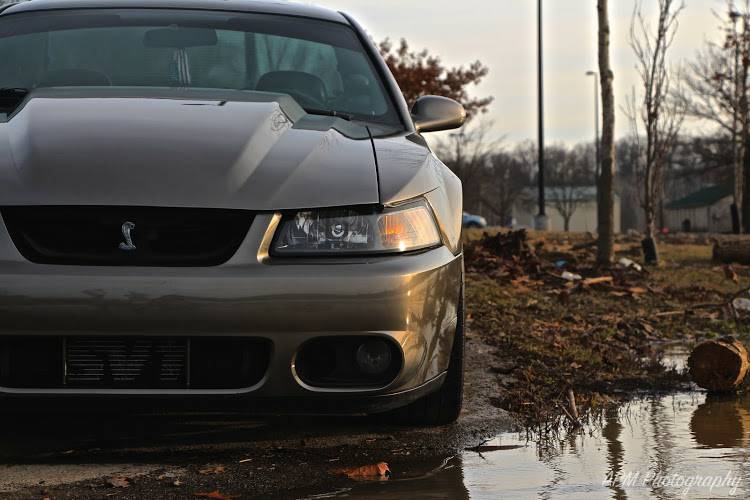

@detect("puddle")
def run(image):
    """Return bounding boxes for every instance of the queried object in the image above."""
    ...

[303,391,750,499]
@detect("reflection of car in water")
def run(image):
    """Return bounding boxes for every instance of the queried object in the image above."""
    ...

[462,212,488,228]
[0,0,468,426]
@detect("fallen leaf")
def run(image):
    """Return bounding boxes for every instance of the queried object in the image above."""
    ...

[331,462,391,480]
[173,480,183,487]
[198,465,226,475]
[194,491,238,500]
[106,477,130,488]
[724,265,740,284]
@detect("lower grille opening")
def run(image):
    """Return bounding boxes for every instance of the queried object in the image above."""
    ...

[0,336,271,390]
[295,336,402,389]
[0,337,63,389]
[190,337,271,389]
[66,337,188,389]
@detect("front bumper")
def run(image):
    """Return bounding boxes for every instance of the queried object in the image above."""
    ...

[0,213,462,412]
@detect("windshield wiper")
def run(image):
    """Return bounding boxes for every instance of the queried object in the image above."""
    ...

[303,108,353,121]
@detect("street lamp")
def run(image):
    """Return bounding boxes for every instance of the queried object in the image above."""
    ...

[535,0,550,230]
[585,71,600,176]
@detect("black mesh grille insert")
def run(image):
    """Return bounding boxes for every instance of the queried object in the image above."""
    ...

[1,206,253,266]
[0,336,271,390]
[66,337,188,389]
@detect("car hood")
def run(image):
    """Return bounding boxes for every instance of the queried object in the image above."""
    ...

[0,95,379,210]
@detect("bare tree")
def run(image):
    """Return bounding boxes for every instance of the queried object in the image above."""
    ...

[548,145,596,232]
[683,1,750,232]
[434,121,501,216]
[626,0,686,264]
[481,150,533,226]
[597,0,616,265]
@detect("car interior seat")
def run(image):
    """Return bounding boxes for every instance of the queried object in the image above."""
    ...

[256,71,327,106]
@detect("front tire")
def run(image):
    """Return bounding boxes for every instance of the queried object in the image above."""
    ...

[383,287,465,426]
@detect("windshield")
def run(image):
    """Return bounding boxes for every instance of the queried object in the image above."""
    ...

[0,9,401,125]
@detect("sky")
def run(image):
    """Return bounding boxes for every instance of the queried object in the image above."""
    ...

[316,0,726,146]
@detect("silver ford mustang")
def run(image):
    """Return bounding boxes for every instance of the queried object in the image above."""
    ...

[0,0,466,425]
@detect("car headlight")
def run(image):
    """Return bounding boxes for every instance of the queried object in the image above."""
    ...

[272,200,441,256]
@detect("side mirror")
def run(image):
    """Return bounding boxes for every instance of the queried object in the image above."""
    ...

[411,96,466,133]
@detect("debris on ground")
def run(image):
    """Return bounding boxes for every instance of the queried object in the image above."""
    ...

[464,439,524,454]
[106,477,130,488]
[618,257,643,272]
[464,229,750,428]
[688,337,750,392]
[194,491,239,500]
[331,462,391,480]
[714,239,750,265]
[198,465,226,475]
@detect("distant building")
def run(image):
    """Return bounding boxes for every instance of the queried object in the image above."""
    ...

[664,185,733,233]
[513,187,621,233]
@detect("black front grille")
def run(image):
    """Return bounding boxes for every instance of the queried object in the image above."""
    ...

[1,206,253,266]
[0,336,271,390]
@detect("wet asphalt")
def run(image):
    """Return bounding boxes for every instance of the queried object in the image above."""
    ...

[0,332,514,499]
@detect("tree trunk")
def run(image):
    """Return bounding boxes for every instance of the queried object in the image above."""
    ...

[713,239,750,265]
[744,132,750,233]
[642,181,660,263]
[642,213,659,264]
[597,0,616,265]
[688,337,750,393]
[563,215,571,232]
[742,17,750,234]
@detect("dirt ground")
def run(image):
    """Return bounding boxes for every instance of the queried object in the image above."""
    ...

[465,229,750,427]
[0,332,514,499]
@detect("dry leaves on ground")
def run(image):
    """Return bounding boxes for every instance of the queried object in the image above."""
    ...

[331,462,391,480]
[198,465,226,475]
[194,491,239,500]
[106,477,130,488]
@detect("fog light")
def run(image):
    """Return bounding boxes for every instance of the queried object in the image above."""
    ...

[355,339,393,376]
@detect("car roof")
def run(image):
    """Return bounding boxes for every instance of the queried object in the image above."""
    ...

[0,0,348,23]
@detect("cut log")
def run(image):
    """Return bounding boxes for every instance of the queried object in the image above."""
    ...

[688,337,750,393]
[713,240,750,265]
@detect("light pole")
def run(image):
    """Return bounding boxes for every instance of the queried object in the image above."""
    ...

[730,10,742,233]
[585,71,600,176]
[535,0,550,230]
